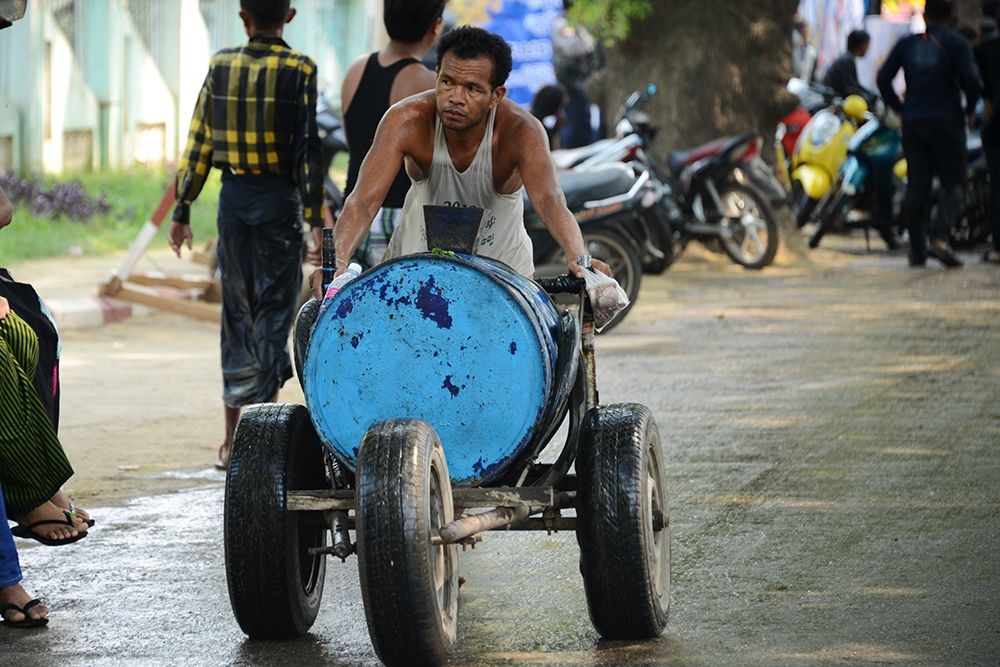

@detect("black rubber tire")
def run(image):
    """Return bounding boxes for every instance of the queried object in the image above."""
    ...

[718,183,779,269]
[808,188,849,249]
[949,165,991,249]
[356,419,459,667]
[545,224,642,333]
[576,403,670,639]
[640,205,678,274]
[791,182,817,228]
[293,298,320,391]
[224,403,328,639]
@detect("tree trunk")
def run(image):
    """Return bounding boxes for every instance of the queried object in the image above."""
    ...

[596,0,808,262]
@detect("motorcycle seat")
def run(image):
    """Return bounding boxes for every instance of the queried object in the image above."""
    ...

[667,131,757,174]
[550,138,619,170]
[523,163,638,215]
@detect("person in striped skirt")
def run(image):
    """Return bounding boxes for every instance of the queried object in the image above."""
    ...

[0,185,92,547]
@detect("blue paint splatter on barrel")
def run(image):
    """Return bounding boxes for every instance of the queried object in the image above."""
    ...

[416,276,452,328]
[472,454,510,478]
[509,341,517,355]
[335,297,354,318]
[442,374,460,397]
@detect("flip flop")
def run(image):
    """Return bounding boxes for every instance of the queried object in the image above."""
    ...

[11,515,88,547]
[1,599,49,628]
[63,504,96,528]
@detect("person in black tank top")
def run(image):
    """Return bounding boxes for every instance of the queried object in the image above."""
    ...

[345,54,424,208]
[342,0,445,209]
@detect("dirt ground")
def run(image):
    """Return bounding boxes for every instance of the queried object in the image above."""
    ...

[12,236,997,510]
[4,232,1000,665]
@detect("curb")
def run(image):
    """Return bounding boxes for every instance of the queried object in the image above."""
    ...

[46,295,148,331]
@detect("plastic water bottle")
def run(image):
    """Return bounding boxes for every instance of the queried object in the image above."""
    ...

[324,262,362,300]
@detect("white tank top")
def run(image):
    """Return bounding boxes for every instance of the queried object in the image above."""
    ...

[386,107,533,276]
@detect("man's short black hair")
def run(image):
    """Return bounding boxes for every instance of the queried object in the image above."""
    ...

[437,25,513,89]
[240,0,291,28]
[983,0,1000,20]
[925,0,955,24]
[384,0,446,43]
[847,29,870,53]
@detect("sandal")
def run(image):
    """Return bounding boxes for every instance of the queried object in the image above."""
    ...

[1,599,49,628]
[63,503,95,528]
[11,515,87,547]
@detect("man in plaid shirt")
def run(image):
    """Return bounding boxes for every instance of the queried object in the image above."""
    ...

[168,0,323,470]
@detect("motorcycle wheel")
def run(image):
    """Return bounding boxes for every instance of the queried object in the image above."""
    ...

[949,165,991,249]
[791,182,817,228]
[808,187,850,249]
[641,203,679,274]
[544,225,642,333]
[718,184,779,269]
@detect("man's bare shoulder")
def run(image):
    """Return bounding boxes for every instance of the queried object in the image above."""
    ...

[496,98,537,129]
[385,90,436,122]
[392,63,438,104]
[495,98,548,148]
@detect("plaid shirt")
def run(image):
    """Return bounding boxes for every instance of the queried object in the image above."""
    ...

[172,35,324,227]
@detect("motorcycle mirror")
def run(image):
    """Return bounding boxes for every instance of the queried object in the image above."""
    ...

[0,0,26,29]
[786,77,809,97]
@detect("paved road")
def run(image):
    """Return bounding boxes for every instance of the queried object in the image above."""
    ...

[4,244,999,666]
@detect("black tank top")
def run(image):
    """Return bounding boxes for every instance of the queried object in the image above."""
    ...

[344,52,423,208]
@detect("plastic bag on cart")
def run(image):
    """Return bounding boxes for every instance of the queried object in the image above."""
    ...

[581,268,629,332]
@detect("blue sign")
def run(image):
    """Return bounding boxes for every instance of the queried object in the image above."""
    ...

[461,0,563,108]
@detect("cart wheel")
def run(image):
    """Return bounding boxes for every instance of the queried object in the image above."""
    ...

[224,403,328,639]
[356,419,459,667]
[576,403,670,639]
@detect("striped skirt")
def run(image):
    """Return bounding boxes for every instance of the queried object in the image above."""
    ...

[0,309,73,518]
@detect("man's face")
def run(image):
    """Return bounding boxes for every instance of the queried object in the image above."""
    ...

[435,52,504,131]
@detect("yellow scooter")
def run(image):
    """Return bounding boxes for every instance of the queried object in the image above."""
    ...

[789,94,869,227]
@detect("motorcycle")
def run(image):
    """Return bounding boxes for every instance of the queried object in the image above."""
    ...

[775,77,838,190]
[788,93,868,228]
[805,105,903,249]
[951,131,992,249]
[557,84,781,270]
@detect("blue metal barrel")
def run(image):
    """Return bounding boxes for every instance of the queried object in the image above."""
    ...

[303,253,563,486]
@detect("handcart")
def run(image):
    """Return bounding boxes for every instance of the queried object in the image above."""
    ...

[222,213,670,666]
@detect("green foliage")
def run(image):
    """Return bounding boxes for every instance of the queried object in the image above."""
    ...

[568,0,652,45]
[0,168,220,263]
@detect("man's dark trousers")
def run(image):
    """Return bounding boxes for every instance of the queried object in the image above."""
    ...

[901,118,966,261]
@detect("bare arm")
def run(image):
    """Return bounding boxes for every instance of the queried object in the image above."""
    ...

[333,100,427,272]
[516,114,609,277]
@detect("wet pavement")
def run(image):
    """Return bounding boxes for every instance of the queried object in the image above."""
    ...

[3,241,1000,666]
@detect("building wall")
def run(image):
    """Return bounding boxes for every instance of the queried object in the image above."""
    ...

[0,0,377,176]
